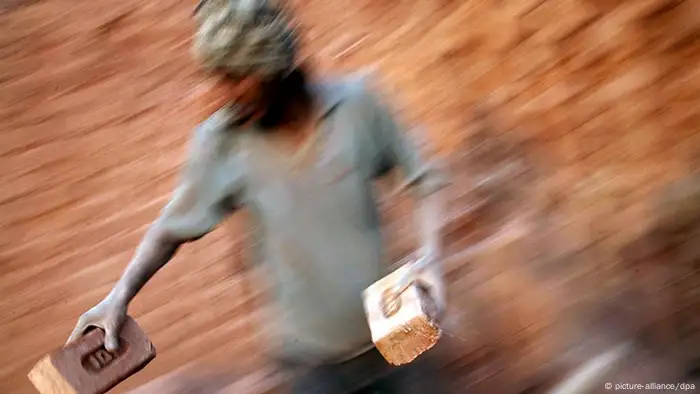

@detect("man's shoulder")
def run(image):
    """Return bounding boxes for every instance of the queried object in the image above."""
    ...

[321,69,383,109]
[190,106,242,156]
[195,106,237,138]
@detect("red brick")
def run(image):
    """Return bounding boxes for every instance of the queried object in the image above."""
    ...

[598,60,663,103]
[566,14,647,69]
[649,0,700,51]
[507,43,562,81]
[503,0,546,18]
[521,0,599,43]
[480,12,523,53]
[28,316,156,394]
[614,0,679,22]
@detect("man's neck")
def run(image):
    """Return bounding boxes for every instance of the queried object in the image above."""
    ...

[257,91,314,131]
[257,68,314,130]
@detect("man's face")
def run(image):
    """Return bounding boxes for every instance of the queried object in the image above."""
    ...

[215,74,267,124]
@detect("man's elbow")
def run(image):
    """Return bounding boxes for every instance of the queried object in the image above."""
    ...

[146,222,189,248]
[150,212,219,245]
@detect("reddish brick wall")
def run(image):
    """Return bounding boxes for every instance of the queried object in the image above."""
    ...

[1,0,699,393]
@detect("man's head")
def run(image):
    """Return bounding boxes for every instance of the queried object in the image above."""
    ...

[193,0,305,126]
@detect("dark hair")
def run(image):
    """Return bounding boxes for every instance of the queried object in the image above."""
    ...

[257,66,312,129]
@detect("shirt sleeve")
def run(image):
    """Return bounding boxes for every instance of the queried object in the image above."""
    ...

[155,115,244,241]
[365,91,449,197]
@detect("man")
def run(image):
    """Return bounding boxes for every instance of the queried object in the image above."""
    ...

[67,0,450,392]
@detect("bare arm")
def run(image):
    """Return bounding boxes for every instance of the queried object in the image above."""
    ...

[67,112,242,349]
[413,190,447,319]
[66,217,186,351]
[108,226,181,307]
[414,179,445,264]
[367,90,449,318]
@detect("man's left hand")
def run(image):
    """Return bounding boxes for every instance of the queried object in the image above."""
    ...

[413,252,447,323]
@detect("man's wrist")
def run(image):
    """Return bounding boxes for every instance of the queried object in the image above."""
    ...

[418,243,442,265]
[107,283,132,308]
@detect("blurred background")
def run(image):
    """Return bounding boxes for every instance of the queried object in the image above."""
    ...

[1,0,699,393]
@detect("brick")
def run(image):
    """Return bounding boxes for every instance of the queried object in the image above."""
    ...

[650,0,700,51]
[512,43,564,82]
[661,67,700,102]
[583,0,625,14]
[521,0,599,43]
[479,12,523,53]
[363,264,441,366]
[614,0,679,22]
[566,14,647,69]
[598,59,663,102]
[28,316,156,394]
[616,122,662,162]
[656,174,700,233]
[0,0,40,14]
[503,0,546,18]
[518,79,585,116]
[666,105,700,137]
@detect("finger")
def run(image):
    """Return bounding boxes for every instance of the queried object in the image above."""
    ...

[416,283,445,321]
[416,274,446,304]
[65,318,90,346]
[423,296,436,315]
[104,333,120,352]
[104,323,122,352]
[415,278,438,300]
[420,293,440,322]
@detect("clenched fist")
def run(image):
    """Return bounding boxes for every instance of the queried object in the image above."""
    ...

[66,295,127,352]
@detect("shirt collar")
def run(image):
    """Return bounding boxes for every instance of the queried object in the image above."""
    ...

[310,79,349,119]
[217,72,372,129]
[310,70,372,119]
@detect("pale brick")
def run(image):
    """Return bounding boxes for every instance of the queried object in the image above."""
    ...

[615,90,664,129]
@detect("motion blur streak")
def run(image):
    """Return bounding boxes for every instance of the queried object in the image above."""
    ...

[1,0,700,393]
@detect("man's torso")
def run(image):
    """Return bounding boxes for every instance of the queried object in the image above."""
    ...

[204,73,390,364]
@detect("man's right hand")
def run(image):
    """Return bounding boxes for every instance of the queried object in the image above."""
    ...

[66,296,127,352]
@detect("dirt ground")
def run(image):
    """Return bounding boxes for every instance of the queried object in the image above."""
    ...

[1,0,699,393]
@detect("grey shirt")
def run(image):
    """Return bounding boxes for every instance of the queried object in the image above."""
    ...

[156,73,446,365]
